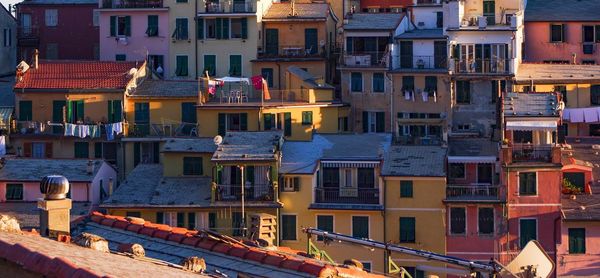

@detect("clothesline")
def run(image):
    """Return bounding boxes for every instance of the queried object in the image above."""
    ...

[64,122,124,140]
[403,90,437,103]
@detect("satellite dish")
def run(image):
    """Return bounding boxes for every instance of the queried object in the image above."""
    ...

[499,240,554,278]
[128,68,138,76]
[213,135,223,145]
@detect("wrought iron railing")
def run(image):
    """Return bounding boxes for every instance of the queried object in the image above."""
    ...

[314,187,380,204]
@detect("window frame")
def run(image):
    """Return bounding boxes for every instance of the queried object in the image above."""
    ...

[372,72,385,93]
[449,207,466,235]
[456,80,471,104]
[316,214,334,241]
[44,9,58,27]
[448,163,466,179]
[281,214,298,241]
[183,156,203,176]
[477,207,494,235]
[174,18,189,40]
[5,183,24,201]
[175,55,189,76]
[550,24,565,43]
[568,228,586,254]
[519,218,538,248]
[301,111,313,125]
[230,18,243,39]
[350,72,363,92]
[399,217,416,243]
[400,180,413,198]
[74,142,89,159]
[351,215,370,239]
[591,85,600,106]
[518,172,537,196]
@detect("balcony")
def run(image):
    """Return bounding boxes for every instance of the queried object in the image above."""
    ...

[503,144,562,164]
[17,26,40,46]
[446,184,501,202]
[127,122,197,137]
[314,187,380,205]
[395,55,447,71]
[12,121,63,136]
[203,88,336,107]
[258,45,324,59]
[341,51,388,68]
[100,0,164,9]
[212,184,275,202]
[451,58,511,74]
[200,1,255,13]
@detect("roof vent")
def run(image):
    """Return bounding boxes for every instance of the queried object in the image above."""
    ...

[40,175,69,200]
[73,233,110,253]
[180,257,206,273]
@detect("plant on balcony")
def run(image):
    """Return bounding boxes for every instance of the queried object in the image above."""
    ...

[502,138,510,146]
[562,178,582,194]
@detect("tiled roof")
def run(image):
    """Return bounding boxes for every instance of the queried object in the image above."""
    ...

[287,66,334,89]
[131,79,199,98]
[0,231,204,277]
[503,92,560,117]
[14,60,140,90]
[162,138,217,153]
[212,131,283,162]
[525,0,600,22]
[263,3,330,20]
[0,159,107,182]
[564,138,600,187]
[515,63,600,84]
[343,13,404,31]
[395,28,445,39]
[75,212,380,277]
[382,146,447,177]
[448,137,499,157]
[562,194,600,221]
[0,202,91,230]
[17,0,98,5]
[102,164,212,208]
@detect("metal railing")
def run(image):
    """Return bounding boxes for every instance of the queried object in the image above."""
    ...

[396,55,447,70]
[13,121,62,135]
[314,187,380,204]
[511,144,553,163]
[206,89,312,105]
[101,0,163,8]
[128,122,197,137]
[17,26,40,40]
[259,45,323,58]
[342,51,388,67]
[201,1,255,13]
[452,58,511,74]
[214,184,274,202]
[446,184,499,199]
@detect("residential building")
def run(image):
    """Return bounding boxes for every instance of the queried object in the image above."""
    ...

[279,133,390,273]
[0,159,116,205]
[444,0,524,138]
[523,0,600,65]
[252,1,338,90]
[357,0,413,13]
[197,66,348,141]
[500,92,563,264]
[382,145,447,277]
[0,3,16,76]
[97,0,170,76]
[339,13,405,133]
[15,0,99,61]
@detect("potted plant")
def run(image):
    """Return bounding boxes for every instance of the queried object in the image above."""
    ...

[562,178,582,194]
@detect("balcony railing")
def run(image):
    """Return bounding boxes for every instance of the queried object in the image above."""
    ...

[206,89,315,105]
[128,122,197,137]
[200,1,255,13]
[213,184,275,202]
[510,144,553,163]
[314,187,380,205]
[101,0,164,9]
[13,121,63,136]
[342,51,388,67]
[446,184,500,200]
[396,55,447,70]
[452,58,511,74]
[17,26,40,46]
[259,45,324,58]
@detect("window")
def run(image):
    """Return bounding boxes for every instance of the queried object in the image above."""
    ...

[456,81,471,104]
[218,113,248,135]
[261,68,273,88]
[115,54,126,61]
[450,207,466,234]
[203,55,216,76]
[3,28,12,47]
[146,15,159,37]
[156,212,164,224]
[107,100,122,123]
[45,9,58,27]
[591,85,600,105]
[32,142,47,158]
[399,217,416,243]
[363,111,385,133]
[176,55,189,76]
[187,212,196,230]
[372,73,384,93]
[344,169,352,187]
[403,267,425,278]
[555,85,567,104]
[351,72,362,92]
[209,212,216,231]
[568,228,586,254]
[401,76,414,91]
[46,43,58,60]
[478,207,494,235]
[362,262,371,272]
[519,172,537,195]
[176,0,188,2]
[338,117,349,132]
[205,19,216,39]
[550,24,565,42]
[74,142,89,158]
[582,60,596,65]
[519,219,537,248]
[126,211,141,218]
[302,111,313,125]
[449,163,465,179]
[183,157,203,175]
[110,16,131,37]
[564,172,585,192]
[5,184,23,200]
[400,181,413,197]
[174,18,188,40]
[93,11,99,27]
[352,216,369,238]
[436,11,443,28]
[68,100,84,123]
[357,168,374,188]
[229,55,242,77]
[177,212,185,228]
[583,25,595,43]
[317,215,333,241]
[230,18,242,38]
[281,215,297,240]
[323,167,339,187]
[425,76,438,94]
[283,177,300,192]
[19,101,32,121]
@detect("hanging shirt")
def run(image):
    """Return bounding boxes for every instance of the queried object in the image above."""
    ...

[89,125,101,138]
[105,124,114,141]
[112,122,123,135]
[77,125,90,138]
[422,91,429,102]
[64,123,76,137]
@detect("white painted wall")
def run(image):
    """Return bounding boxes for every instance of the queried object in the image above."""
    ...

[91,162,117,205]
[412,6,443,29]
[443,0,461,31]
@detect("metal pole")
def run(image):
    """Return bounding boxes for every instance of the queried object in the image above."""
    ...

[240,165,245,237]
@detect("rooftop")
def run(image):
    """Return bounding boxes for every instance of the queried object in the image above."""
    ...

[562,193,600,221]
[262,2,331,21]
[102,164,212,208]
[14,60,140,91]
[212,131,283,162]
[525,0,600,22]
[448,138,499,158]
[503,92,560,118]
[0,159,106,182]
[395,28,445,39]
[162,138,217,153]
[131,79,199,98]
[515,63,600,84]
[0,202,91,230]
[343,13,404,31]
[564,137,600,188]
[382,146,446,177]
[287,66,334,89]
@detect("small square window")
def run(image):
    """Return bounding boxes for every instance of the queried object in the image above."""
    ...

[352,216,369,238]
[400,181,413,198]
[5,184,23,200]
[302,111,313,125]
[449,163,465,179]
[519,172,537,195]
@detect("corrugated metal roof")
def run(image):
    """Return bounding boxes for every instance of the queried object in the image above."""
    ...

[525,0,600,22]
[343,13,404,30]
[381,146,446,177]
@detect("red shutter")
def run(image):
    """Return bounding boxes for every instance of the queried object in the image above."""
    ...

[45,142,53,158]
[23,142,32,157]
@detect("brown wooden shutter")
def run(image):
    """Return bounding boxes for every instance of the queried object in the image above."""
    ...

[23,142,32,157]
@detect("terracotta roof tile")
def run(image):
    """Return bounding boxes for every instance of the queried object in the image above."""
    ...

[14,60,139,90]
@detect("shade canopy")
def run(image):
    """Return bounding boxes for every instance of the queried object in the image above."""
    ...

[505,120,557,131]
[215,77,250,84]
[447,156,497,164]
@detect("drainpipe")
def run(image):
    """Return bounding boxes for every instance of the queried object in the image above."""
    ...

[194,1,198,79]
[382,178,388,275]
[387,72,394,136]
[553,215,560,277]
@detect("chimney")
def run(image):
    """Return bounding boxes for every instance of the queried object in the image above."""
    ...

[87,160,94,175]
[33,49,39,69]
[572,53,577,64]
[108,178,114,196]
[38,175,72,238]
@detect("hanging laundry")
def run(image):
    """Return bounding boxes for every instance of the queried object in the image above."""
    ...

[77,125,90,138]
[250,75,264,90]
[404,90,411,100]
[433,90,437,103]
[422,91,429,102]
[89,125,101,138]
[262,78,271,100]
[112,122,123,135]
[64,123,76,137]
[411,90,415,102]
[105,124,114,141]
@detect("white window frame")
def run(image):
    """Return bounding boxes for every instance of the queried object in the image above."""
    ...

[368,111,378,133]
[281,213,298,241]
[282,176,298,192]
[477,206,495,236]
[116,16,129,37]
[205,18,217,39]
[351,215,370,239]
[45,9,58,27]
[518,218,538,248]
[449,206,467,235]
[230,18,243,39]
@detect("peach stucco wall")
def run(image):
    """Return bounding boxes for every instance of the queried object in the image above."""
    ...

[557,221,600,276]
[524,21,600,64]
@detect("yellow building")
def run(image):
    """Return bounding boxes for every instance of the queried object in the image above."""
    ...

[197,66,349,141]
[279,133,391,273]
[381,146,448,277]
[252,1,338,90]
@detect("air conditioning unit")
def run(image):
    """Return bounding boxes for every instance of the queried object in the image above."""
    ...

[583,44,595,54]
[478,16,487,29]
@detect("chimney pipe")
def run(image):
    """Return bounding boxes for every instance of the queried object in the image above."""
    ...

[38,175,72,238]
[87,160,94,175]
[108,178,114,196]
[33,49,39,69]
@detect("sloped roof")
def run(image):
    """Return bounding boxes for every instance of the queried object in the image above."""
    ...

[395,28,444,39]
[448,138,499,157]
[287,66,334,89]
[0,159,107,182]
[343,13,404,31]
[382,146,447,177]
[263,3,330,20]
[0,202,91,230]
[131,80,199,98]
[212,131,283,162]
[503,92,560,118]
[14,61,140,91]
[525,0,600,22]
[162,138,217,153]
[516,63,600,84]
[562,194,600,221]
[16,0,97,5]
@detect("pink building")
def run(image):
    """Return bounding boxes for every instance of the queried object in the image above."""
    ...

[98,0,169,76]
[0,159,117,205]
[524,0,600,64]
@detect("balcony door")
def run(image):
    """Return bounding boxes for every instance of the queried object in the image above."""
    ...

[399,41,413,68]
[483,0,495,25]
[305,28,318,55]
[434,41,447,69]
[477,163,493,184]
[265,29,278,55]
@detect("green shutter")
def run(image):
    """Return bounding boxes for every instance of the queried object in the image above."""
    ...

[156,212,164,224]
[519,219,537,248]
[376,112,385,132]
[182,18,188,39]
[66,100,73,123]
[264,113,273,130]
[110,16,116,36]
[107,100,114,123]
[569,228,586,254]
[134,142,141,166]
[147,15,158,36]
[76,100,84,122]
[218,113,226,136]
[188,212,196,230]
[197,18,204,39]
[222,18,229,39]
[400,181,413,197]
[74,142,89,158]
[52,100,66,133]
[216,18,222,39]
[204,55,216,76]
[125,16,131,36]
[400,217,416,243]
[241,18,247,39]
[284,112,291,137]
[113,100,122,122]
[177,212,185,228]
[19,101,32,121]
[362,111,368,132]
[229,55,241,77]
[94,142,102,158]
[240,113,248,131]
[293,177,300,191]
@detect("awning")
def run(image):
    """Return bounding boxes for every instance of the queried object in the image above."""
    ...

[321,161,380,168]
[0,107,13,129]
[448,156,496,164]
[563,107,600,123]
[505,120,557,131]
[215,77,250,84]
